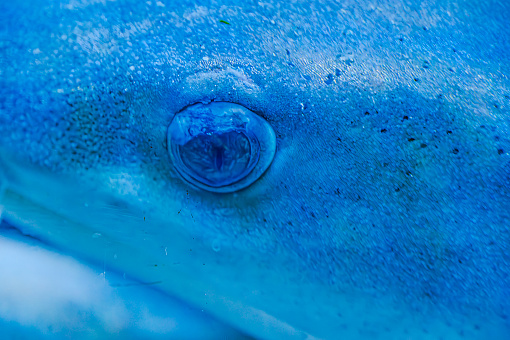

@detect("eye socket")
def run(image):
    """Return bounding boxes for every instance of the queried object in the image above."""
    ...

[167,102,276,193]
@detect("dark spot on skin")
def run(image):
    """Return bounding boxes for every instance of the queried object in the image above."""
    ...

[414,78,420,82]
[498,149,504,155]
[423,27,427,31]
[286,49,290,55]
[381,128,387,133]
[408,138,415,142]
[364,111,370,115]
[403,115,409,120]
[395,188,400,192]
[453,148,459,154]
[420,143,427,148]
[337,137,342,142]
[447,130,452,134]
[494,104,499,109]
[494,136,500,141]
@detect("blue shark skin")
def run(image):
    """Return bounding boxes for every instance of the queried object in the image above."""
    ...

[1,0,509,339]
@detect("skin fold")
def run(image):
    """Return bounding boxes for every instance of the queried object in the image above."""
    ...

[0,0,509,338]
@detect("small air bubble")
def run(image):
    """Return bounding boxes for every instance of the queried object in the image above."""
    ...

[212,240,221,252]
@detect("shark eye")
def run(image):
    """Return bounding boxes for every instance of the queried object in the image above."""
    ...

[167,102,276,193]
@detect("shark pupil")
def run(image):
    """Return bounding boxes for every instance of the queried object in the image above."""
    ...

[167,102,276,193]
[178,130,254,186]
[214,146,223,170]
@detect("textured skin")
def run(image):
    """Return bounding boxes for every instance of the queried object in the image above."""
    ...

[1,0,509,339]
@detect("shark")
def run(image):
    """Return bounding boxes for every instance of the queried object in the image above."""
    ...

[0,0,509,338]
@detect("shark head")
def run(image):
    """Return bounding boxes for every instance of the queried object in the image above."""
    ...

[1,0,509,339]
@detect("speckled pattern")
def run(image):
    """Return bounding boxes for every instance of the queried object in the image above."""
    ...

[0,0,509,339]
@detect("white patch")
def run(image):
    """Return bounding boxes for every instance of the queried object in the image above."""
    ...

[0,236,242,337]
[0,236,127,332]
